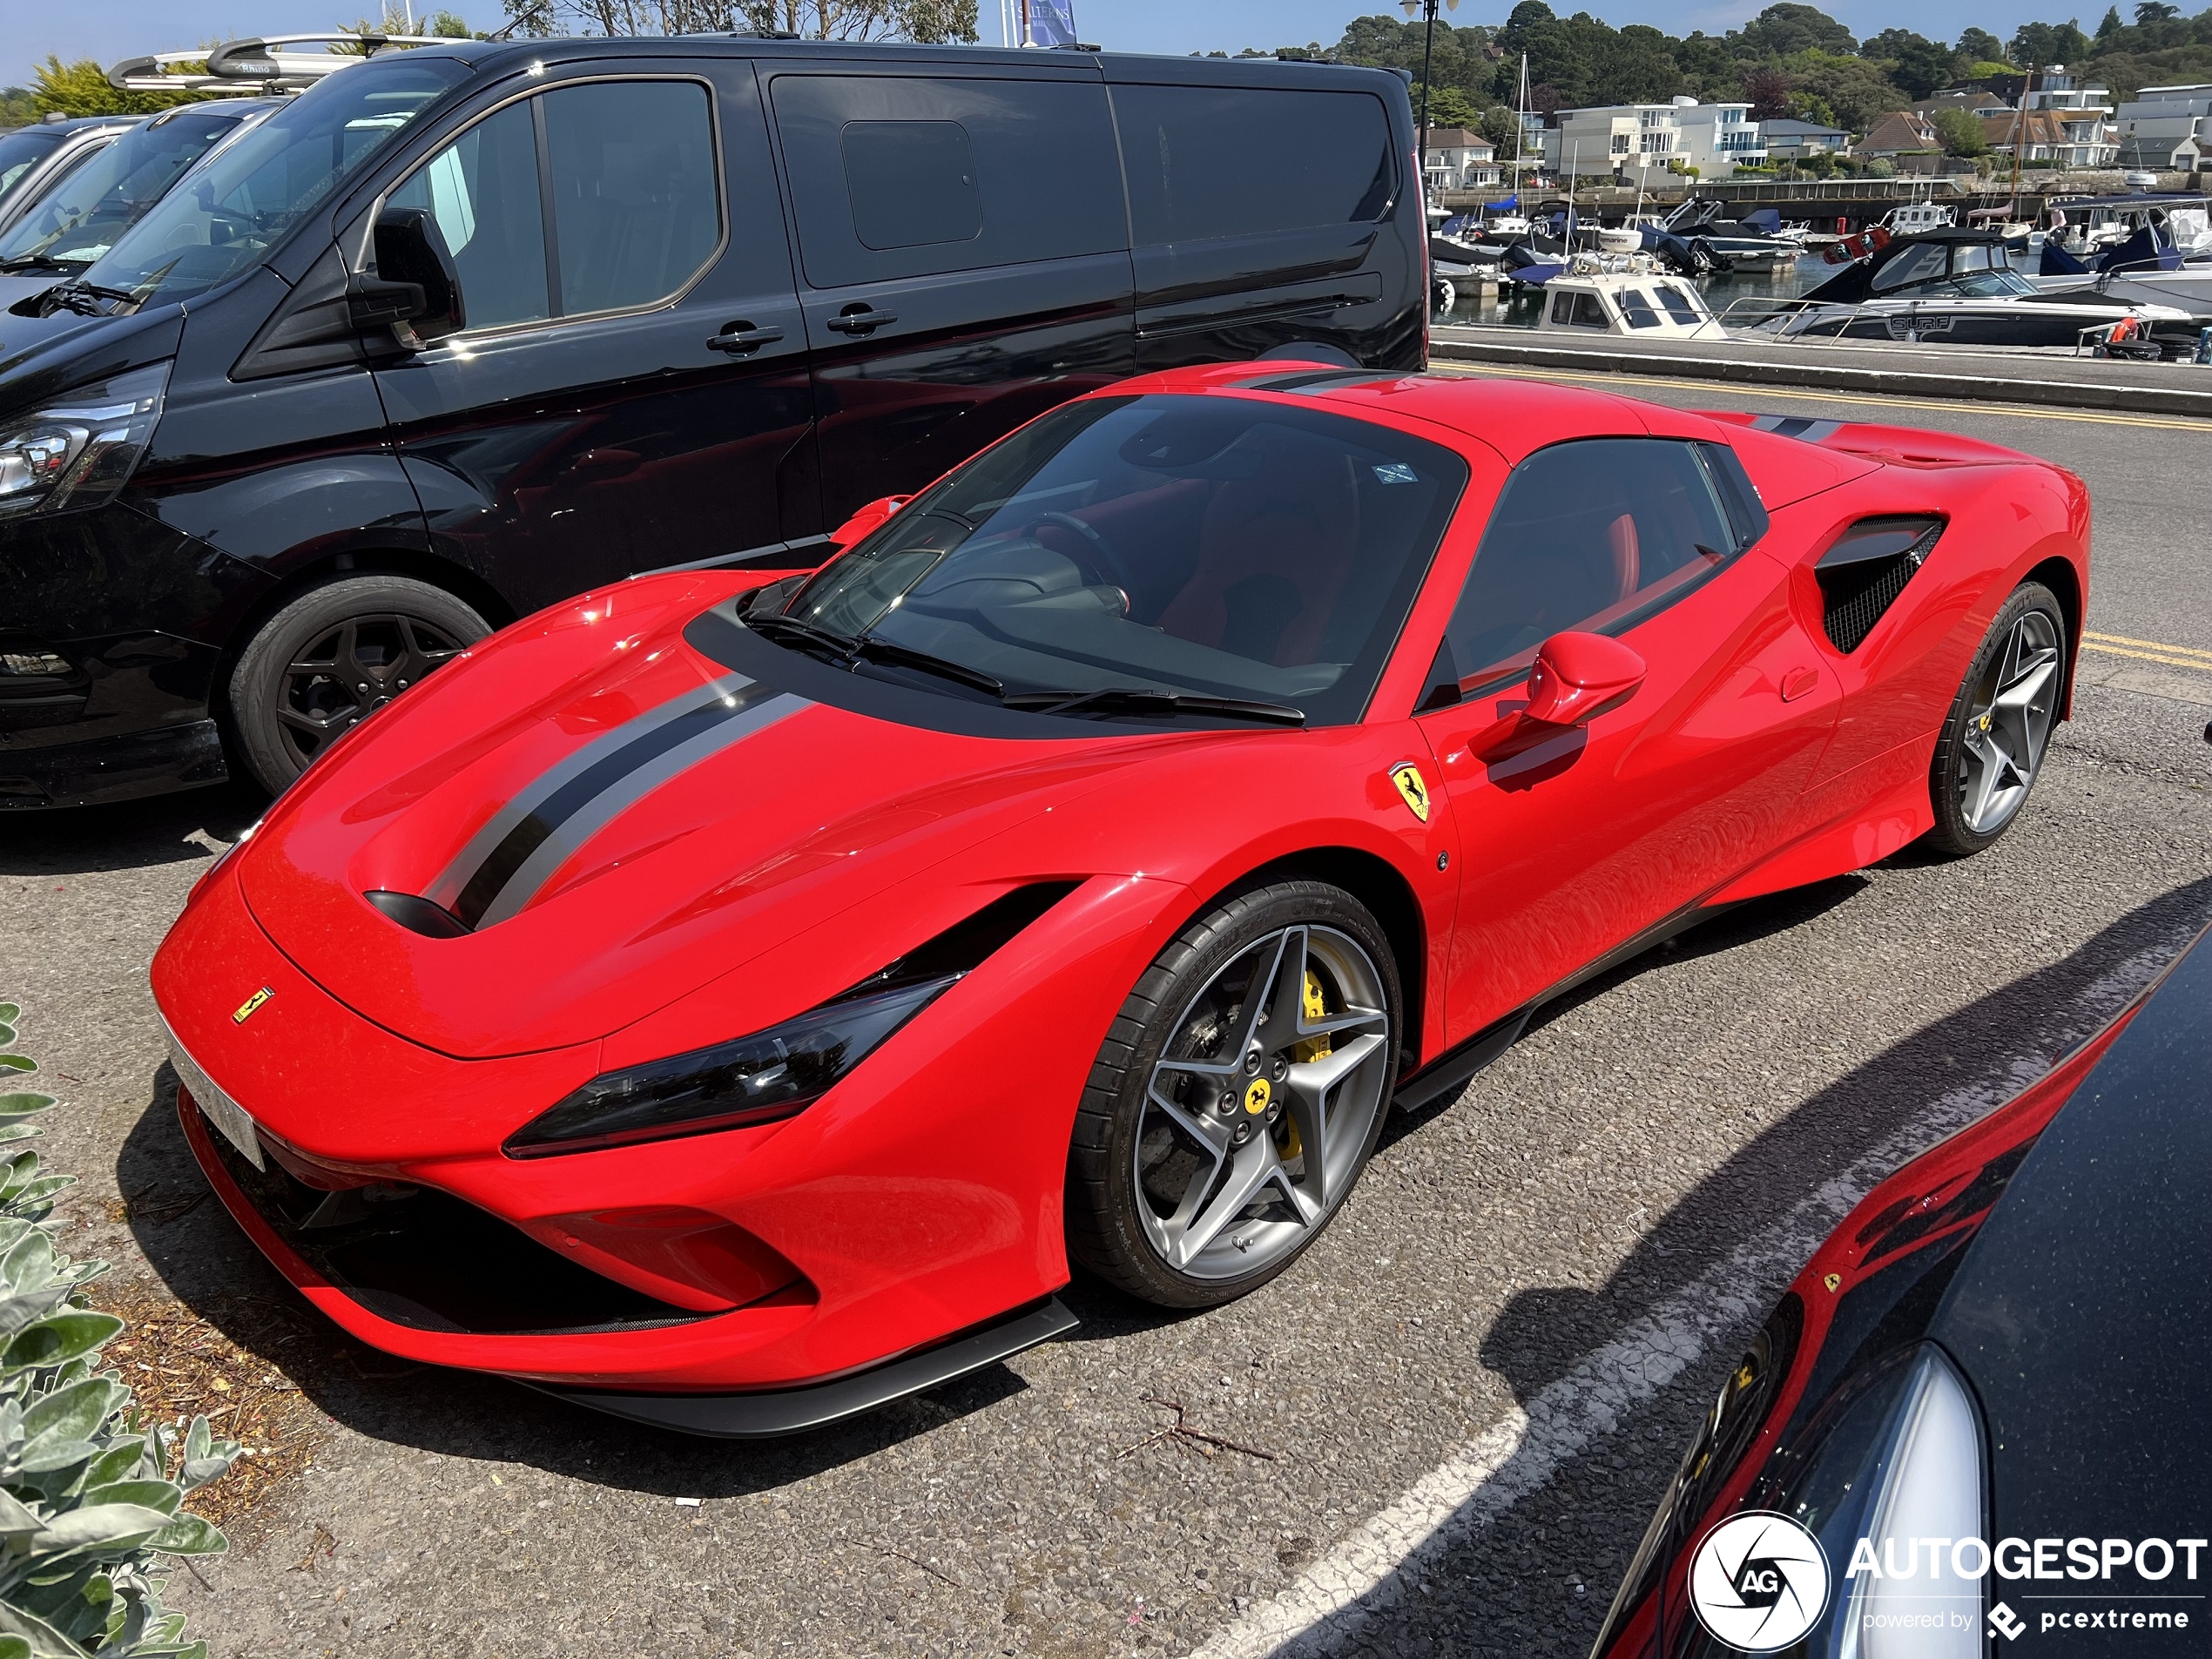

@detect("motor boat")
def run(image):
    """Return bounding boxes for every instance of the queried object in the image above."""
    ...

[1528,250,1729,339]
[1658,198,1803,265]
[1750,227,2195,351]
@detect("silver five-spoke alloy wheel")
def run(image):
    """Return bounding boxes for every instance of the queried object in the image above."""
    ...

[1957,606,2060,836]
[1135,924,1392,1280]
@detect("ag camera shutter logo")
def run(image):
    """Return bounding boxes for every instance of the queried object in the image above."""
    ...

[1688,1511,1831,1651]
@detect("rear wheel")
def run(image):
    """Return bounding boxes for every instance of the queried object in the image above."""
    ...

[228,575,489,795]
[1066,881,1401,1309]
[1925,580,2066,855]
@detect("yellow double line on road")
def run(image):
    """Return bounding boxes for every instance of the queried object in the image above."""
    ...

[2082,631,2212,672]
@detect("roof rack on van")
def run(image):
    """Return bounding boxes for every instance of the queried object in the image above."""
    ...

[108,33,453,95]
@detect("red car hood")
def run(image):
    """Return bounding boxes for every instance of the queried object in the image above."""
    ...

[239,575,1177,1059]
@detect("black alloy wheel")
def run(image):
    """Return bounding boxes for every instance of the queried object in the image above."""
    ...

[228,574,490,795]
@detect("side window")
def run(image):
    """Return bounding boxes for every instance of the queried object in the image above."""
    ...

[771,75,1123,287]
[1117,85,1393,245]
[388,100,548,330]
[1441,439,1740,692]
[543,79,721,314]
[382,78,720,334]
[1871,240,1947,293]
[840,120,981,250]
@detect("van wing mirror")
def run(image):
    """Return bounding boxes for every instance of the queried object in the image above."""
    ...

[348,208,463,349]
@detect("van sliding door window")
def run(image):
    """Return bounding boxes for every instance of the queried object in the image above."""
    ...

[771,75,1125,284]
[1117,86,1393,245]
[381,78,722,334]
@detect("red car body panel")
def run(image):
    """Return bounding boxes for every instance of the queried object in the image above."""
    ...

[152,368,2090,1398]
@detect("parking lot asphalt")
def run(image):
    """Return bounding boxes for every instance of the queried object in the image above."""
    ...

[2,374,2208,1659]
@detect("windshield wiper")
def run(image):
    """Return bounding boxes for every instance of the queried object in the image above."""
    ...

[42,279,139,316]
[744,611,1003,698]
[1001,687,1306,726]
[0,253,74,275]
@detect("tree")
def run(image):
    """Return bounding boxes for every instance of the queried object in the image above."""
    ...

[1955,26,2006,62]
[1930,104,1989,152]
[1735,3,1857,57]
[1420,85,1482,129]
[2134,1,2180,21]
[1477,104,1523,155]
[2098,5,2126,36]
[2009,18,2092,65]
[1741,64,1794,118]
[29,56,205,117]
[1863,27,1958,96]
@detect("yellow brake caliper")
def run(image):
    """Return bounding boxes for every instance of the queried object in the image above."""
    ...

[1280,971,1333,1162]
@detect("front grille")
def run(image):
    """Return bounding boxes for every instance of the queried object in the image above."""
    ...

[1816,517,1943,653]
[193,1103,708,1337]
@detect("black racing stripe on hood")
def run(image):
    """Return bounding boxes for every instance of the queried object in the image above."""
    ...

[451,679,786,929]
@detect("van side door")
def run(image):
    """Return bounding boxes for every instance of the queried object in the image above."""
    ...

[765,60,1135,524]
[365,58,817,614]
[1106,64,1423,374]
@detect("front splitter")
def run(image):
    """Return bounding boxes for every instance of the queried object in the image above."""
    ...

[529,1295,1080,1438]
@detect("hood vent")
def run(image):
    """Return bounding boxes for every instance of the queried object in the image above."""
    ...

[1815,516,1943,653]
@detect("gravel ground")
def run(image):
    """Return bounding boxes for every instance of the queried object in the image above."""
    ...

[0,379,2207,1659]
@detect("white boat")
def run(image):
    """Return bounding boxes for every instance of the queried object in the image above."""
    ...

[1531,252,1728,340]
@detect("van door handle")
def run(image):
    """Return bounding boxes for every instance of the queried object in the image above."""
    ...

[826,307,898,335]
[707,323,784,354]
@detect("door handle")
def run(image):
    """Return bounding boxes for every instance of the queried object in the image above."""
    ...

[826,307,898,335]
[1780,665,1820,703]
[707,322,785,354]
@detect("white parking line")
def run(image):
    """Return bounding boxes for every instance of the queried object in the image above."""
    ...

[1185,932,2191,1659]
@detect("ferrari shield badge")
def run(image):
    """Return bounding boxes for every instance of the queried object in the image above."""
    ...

[1389,763,1431,824]
[233,987,272,1025]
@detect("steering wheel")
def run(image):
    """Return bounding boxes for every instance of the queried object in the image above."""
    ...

[1026,510,1136,601]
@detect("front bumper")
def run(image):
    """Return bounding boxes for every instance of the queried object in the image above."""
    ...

[0,717,226,807]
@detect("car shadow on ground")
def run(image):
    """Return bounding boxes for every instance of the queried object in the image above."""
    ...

[1256,872,2212,1657]
[0,782,262,878]
[108,865,1929,1506]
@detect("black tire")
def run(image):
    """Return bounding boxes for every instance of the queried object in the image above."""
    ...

[227,575,489,796]
[1925,579,2067,857]
[1066,880,1402,1309]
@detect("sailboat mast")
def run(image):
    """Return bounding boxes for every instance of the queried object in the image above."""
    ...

[1512,51,1527,192]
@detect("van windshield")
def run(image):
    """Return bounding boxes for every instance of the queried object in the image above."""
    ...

[0,128,66,207]
[0,109,251,273]
[81,56,469,308]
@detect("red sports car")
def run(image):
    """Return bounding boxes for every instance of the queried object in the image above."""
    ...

[152,364,2087,1434]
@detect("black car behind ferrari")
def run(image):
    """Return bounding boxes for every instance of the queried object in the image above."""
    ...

[1592,921,2210,1656]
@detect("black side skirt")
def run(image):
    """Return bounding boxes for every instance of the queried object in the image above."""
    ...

[529,1297,1080,1439]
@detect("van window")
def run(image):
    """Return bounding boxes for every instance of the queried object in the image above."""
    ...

[84,56,469,307]
[0,127,66,203]
[1443,439,1738,691]
[771,75,1123,286]
[383,78,721,332]
[841,120,981,250]
[543,79,720,314]
[1117,85,1393,244]
[388,101,548,329]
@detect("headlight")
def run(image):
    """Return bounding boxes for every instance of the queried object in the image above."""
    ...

[503,977,953,1158]
[0,362,169,522]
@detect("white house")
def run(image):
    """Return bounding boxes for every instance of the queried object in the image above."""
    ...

[2021,66,2120,167]
[2116,81,2212,170]
[1541,97,1764,179]
[1419,128,1501,192]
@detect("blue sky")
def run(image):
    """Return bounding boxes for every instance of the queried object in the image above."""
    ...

[9,2,2061,89]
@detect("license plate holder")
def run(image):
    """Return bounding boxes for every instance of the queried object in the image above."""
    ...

[166,1033,265,1170]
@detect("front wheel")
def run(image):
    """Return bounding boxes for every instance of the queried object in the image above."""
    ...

[1925,579,2066,856]
[1065,881,1401,1309]
[227,575,490,796]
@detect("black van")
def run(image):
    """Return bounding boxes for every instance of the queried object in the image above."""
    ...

[0,37,1424,806]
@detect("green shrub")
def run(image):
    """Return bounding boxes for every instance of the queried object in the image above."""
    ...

[0,1004,237,1659]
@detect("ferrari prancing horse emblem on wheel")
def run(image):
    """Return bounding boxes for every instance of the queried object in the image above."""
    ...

[1390,763,1431,824]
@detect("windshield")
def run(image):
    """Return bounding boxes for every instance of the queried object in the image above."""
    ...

[0,109,247,271]
[0,128,65,206]
[82,57,470,307]
[765,395,1468,726]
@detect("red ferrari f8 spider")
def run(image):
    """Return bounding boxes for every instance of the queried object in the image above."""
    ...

[153,365,2088,1434]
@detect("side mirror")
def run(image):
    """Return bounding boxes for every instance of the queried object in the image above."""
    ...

[826,494,910,550]
[347,207,463,349]
[1522,631,1647,727]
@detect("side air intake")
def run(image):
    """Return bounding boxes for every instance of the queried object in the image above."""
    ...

[1815,516,1943,653]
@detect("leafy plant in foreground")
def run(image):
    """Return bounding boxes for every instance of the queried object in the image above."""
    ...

[0,1003,238,1659]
